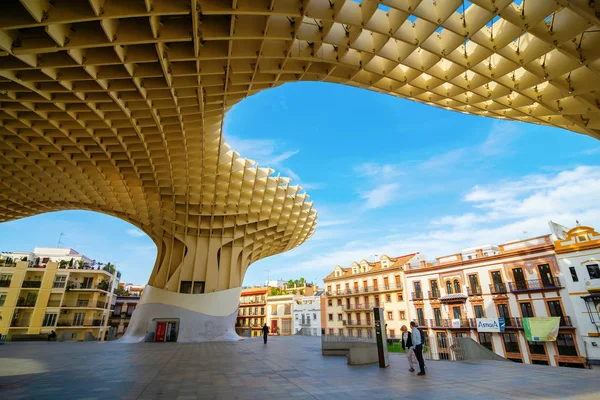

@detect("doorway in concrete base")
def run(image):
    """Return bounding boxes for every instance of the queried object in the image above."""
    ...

[154,320,179,342]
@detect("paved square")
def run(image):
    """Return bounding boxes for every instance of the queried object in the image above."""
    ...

[0,336,598,399]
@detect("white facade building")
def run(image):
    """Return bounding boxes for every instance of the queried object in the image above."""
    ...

[293,295,322,336]
[552,223,600,369]
[33,247,94,266]
[405,235,586,368]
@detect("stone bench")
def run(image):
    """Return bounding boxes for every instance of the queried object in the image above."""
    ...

[322,339,379,365]
[11,334,54,341]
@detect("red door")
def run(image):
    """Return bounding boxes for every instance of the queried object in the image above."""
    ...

[156,322,167,342]
[271,320,277,334]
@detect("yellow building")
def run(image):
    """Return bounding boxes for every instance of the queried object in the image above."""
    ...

[0,260,118,341]
[236,287,268,337]
[323,253,426,339]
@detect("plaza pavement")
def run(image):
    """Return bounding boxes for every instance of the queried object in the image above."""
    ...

[0,336,598,399]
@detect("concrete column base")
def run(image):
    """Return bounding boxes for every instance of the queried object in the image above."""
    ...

[120,285,242,343]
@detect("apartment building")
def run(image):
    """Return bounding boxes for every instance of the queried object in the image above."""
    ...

[323,253,425,339]
[267,293,297,335]
[293,294,323,336]
[405,235,585,368]
[236,287,267,337]
[109,295,140,339]
[552,222,600,368]
[0,255,119,341]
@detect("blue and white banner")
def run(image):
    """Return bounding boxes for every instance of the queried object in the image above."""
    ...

[476,318,505,333]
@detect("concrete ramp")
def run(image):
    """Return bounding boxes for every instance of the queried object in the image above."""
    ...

[321,336,379,365]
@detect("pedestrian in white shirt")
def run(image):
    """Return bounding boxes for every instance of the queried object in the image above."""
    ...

[410,321,426,375]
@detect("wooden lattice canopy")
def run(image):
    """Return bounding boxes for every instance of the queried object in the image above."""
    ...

[0,0,599,291]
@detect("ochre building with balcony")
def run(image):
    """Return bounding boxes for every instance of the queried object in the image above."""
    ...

[0,258,118,341]
[405,235,584,368]
[236,287,267,337]
[323,253,426,339]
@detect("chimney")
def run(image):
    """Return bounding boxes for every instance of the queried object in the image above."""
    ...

[419,260,427,268]
[476,249,483,258]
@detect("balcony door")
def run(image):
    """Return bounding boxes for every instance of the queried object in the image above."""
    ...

[547,300,564,325]
[538,264,554,287]
[491,271,504,292]
[468,274,479,293]
[512,268,527,290]
[373,278,378,289]
[82,277,93,289]
[452,306,462,320]
[383,277,389,289]
[431,280,439,297]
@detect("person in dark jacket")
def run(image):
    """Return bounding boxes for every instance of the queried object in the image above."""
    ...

[262,323,269,344]
[401,325,415,372]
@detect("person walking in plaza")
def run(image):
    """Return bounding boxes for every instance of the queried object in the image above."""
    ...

[410,321,426,376]
[400,325,415,372]
[262,323,269,344]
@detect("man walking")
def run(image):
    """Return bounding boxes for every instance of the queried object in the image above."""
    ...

[410,321,426,376]
[262,323,269,344]
[400,325,415,372]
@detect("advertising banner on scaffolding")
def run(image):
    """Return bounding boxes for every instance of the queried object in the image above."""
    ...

[523,317,560,342]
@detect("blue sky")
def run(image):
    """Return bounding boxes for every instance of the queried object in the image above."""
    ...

[1,82,599,287]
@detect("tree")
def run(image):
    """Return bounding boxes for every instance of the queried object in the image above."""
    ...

[116,285,127,296]
[35,257,41,266]
[287,279,294,287]
[77,260,84,268]
[69,258,74,267]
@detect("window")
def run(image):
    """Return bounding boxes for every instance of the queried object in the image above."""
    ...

[337,299,342,306]
[502,333,520,353]
[433,308,442,326]
[399,311,406,320]
[587,264,600,280]
[430,280,439,297]
[73,312,85,326]
[53,275,67,289]
[416,308,425,326]
[327,285,331,293]
[328,328,334,335]
[446,281,453,294]
[338,328,344,335]
[389,329,396,338]
[42,313,57,327]
[474,305,485,318]
[337,314,343,321]
[478,332,493,351]
[520,302,534,318]
[357,328,362,337]
[528,341,546,355]
[0,292,6,306]
[569,267,579,282]
[327,299,332,307]
[367,329,373,338]
[532,360,548,365]
[386,294,391,302]
[348,329,353,337]
[453,279,461,293]
[556,334,578,356]
[313,313,317,320]
[413,281,421,293]
[497,304,510,320]
[387,311,393,320]
[468,274,479,293]
[397,293,403,301]
[452,306,462,320]
[180,281,192,294]
[0,273,12,285]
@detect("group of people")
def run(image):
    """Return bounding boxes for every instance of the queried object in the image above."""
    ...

[261,321,426,376]
[401,321,426,376]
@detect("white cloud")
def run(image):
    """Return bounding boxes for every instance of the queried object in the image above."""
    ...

[355,163,404,179]
[581,147,600,155]
[291,165,600,272]
[126,229,146,238]
[360,183,400,209]
[419,120,521,171]
[225,134,321,190]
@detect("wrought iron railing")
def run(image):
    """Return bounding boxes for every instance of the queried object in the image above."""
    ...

[489,283,507,294]
[508,277,562,292]
[411,291,424,300]
[466,285,482,296]
[22,281,41,288]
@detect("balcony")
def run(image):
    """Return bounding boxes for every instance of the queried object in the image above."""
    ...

[10,320,30,327]
[428,318,472,329]
[326,284,403,297]
[508,277,562,293]
[489,283,507,294]
[22,281,41,288]
[503,317,523,329]
[466,286,482,296]
[52,282,66,289]
[345,320,373,327]
[16,298,37,307]
[239,299,266,305]
[411,291,424,301]
[57,319,103,327]
[0,280,12,287]
[61,300,107,309]
[428,290,440,300]
[560,316,573,328]
[47,300,61,307]
[342,302,377,311]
